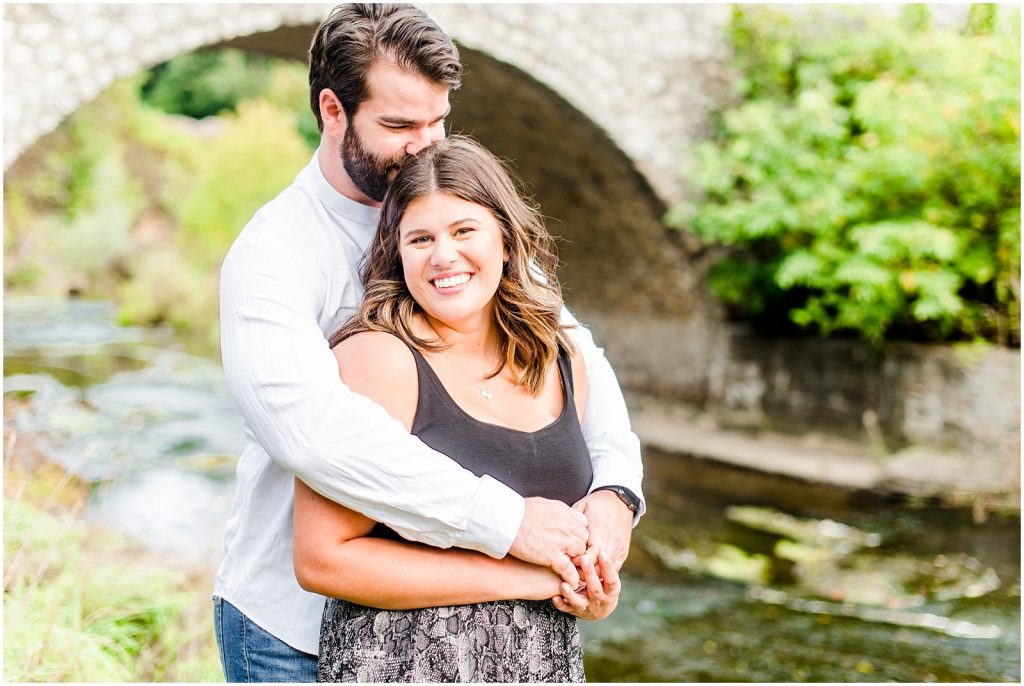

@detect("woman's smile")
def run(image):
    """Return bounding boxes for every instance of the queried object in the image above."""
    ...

[431,272,473,291]
[399,192,507,327]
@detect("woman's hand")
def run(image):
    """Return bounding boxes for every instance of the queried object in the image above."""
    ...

[509,557,569,602]
[551,550,620,620]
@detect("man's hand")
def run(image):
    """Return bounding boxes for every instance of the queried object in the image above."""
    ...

[573,490,633,570]
[509,496,589,589]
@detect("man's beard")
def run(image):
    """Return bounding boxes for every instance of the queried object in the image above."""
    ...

[340,123,406,203]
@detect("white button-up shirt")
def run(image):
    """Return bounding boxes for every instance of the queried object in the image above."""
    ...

[214,151,645,654]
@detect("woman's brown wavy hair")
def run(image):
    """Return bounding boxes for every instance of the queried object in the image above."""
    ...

[330,135,573,395]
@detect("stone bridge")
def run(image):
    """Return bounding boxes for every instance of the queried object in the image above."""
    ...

[5,2,736,399]
[5,4,1017,492]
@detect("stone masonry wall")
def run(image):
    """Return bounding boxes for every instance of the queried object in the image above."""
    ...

[708,327,1021,486]
[3,3,733,209]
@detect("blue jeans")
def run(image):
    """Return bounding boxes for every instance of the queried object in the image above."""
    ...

[213,596,317,683]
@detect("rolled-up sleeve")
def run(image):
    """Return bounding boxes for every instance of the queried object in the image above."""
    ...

[220,230,524,558]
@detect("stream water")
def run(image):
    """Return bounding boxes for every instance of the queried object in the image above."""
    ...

[3,297,1020,682]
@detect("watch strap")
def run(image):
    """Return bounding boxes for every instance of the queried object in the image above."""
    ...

[593,485,640,513]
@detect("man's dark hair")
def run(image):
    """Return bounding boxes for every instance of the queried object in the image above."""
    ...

[308,3,462,132]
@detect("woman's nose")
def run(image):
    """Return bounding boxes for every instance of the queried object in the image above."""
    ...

[430,237,458,266]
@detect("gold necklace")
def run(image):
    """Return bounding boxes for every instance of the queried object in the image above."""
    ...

[426,321,504,401]
[447,348,505,401]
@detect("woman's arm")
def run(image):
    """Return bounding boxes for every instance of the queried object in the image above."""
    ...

[292,331,562,609]
[293,478,562,609]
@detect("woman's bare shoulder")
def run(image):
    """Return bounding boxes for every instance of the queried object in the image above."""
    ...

[331,332,418,426]
[333,330,413,365]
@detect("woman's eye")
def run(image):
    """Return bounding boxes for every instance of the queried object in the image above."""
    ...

[455,226,474,236]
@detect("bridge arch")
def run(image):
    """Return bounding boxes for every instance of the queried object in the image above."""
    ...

[4,3,732,398]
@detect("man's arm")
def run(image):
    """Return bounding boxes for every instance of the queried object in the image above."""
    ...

[561,306,646,568]
[220,233,585,569]
[561,307,646,513]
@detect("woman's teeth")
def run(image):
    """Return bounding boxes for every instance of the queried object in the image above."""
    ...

[433,274,470,289]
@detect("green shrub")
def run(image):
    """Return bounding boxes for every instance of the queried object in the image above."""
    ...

[140,49,319,149]
[141,49,274,120]
[4,78,151,298]
[5,60,312,345]
[117,249,219,332]
[261,61,322,150]
[668,5,1021,345]
[174,99,311,264]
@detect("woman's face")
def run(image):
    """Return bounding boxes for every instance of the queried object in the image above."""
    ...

[398,191,508,331]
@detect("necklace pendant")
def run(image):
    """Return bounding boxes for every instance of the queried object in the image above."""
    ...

[480,388,494,401]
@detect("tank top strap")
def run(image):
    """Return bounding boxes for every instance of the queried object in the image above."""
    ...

[399,340,447,409]
[399,338,577,425]
[556,344,575,400]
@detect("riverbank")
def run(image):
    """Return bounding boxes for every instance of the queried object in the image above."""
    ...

[630,401,1021,518]
[3,399,222,682]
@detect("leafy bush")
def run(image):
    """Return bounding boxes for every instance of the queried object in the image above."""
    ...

[141,48,319,148]
[668,5,1021,345]
[5,60,312,343]
[141,49,274,120]
[173,99,311,263]
[4,78,151,298]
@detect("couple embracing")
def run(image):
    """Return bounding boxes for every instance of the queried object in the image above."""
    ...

[215,4,644,683]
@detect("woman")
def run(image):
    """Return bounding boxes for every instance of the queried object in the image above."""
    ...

[292,136,620,682]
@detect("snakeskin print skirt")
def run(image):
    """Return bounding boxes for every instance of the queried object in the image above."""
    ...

[317,597,585,682]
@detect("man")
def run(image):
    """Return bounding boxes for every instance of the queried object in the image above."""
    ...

[214,4,644,682]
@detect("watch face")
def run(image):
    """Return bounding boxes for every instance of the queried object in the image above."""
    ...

[616,488,639,512]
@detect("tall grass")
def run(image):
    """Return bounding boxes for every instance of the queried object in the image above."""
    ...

[3,418,223,682]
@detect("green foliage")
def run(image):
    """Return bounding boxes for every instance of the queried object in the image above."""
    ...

[5,54,313,343]
[174,100,311,263]
[141,49,273,119]
[4,494,221,682]
[668,5,1021,345]
[261,60,322,150]
[4,78,151,298]
[141,48,319,149]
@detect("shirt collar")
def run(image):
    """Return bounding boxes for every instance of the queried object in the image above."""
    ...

[306,149,381,227]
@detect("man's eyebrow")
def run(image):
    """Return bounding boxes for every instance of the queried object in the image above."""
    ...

[379,107,451,127]
[379,116,416,126]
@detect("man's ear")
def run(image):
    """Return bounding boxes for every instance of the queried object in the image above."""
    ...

[319,88,347,138]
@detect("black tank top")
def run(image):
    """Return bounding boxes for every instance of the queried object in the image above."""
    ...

[372,343,593,542]
[406,344,593,504]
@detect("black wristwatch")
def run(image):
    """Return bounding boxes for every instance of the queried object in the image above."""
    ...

[593,485,641,514]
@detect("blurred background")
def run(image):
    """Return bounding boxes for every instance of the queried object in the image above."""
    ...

[3,3,1020,682]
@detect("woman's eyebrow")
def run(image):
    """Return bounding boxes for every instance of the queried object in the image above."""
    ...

[448,218,481,227]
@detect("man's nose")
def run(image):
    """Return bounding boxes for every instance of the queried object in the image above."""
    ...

[405,126,443,156]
